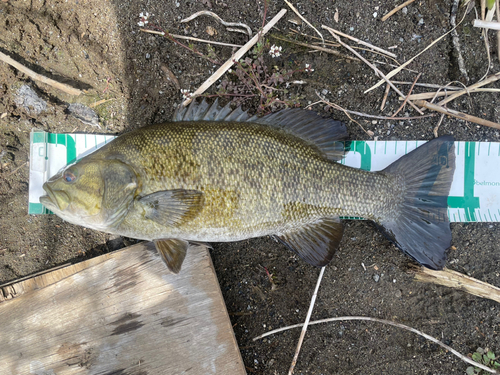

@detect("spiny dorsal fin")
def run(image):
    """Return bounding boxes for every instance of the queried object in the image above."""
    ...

[174,99,348,161]
[273,217,344,267]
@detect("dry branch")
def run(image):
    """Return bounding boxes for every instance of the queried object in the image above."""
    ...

[411,266,500,304]
[0,51,83,96]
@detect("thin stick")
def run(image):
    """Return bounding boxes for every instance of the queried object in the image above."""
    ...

[380,83,390,111]
[0,51,83,96]
[381,0,417,22]
[317,94,435,121]
[450,0,469,82]
[437,71,500,106]
[414,99,500,130]
[284,0,325,46]
[322,26,424,115]
[288,267,325,375]
[322,27,397,58]
[140,29,244,48]
[473,19,500,30]
[400,88,500,101]
[392,81,465,90]
[253,316,498,374]
[411,266,500,304]
[365,11,467,94]
[391,73,421,117]
[181,9,287,106]
[180,10,252,37]
[272,35,359,61]
[433,113,446,138]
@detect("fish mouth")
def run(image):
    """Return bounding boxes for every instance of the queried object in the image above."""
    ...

[40,183,70,211]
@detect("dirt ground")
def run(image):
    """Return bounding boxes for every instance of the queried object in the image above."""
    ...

[1,0,500,374]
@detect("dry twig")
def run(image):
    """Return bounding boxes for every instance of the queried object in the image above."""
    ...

[414,99,500,130]
[272,35,359,61]
[316,94,434,122]
[181,9,287,106]
[324,27,397,58]
[381,0,417,22]
[400,88,500,101]
[473,19,500,30]
[0,51,83,96]
[254,316,498,374]
[180,10,252,37]
[288,267,325,375]
[284,0,325,46]
[380,83,390,111]
[140,29,244,48]
[391,73,421,117]
[411,266,500,304]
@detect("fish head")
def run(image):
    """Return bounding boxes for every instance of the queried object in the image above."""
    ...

[40,159,138,232]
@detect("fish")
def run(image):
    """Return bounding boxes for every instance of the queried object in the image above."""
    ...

[40,99,455,273]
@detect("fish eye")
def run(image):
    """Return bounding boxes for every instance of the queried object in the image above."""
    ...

[63,169,77,183]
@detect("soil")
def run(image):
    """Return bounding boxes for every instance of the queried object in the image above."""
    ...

[1,0,500,374]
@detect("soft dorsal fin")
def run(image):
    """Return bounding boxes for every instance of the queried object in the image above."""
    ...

[174,99,349,161]
[273,217,344,267]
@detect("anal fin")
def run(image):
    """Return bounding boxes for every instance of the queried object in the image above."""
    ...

[274,217,344,267]
[154,239,188,274]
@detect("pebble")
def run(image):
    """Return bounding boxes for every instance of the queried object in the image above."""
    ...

[373,274,380,282]
[395,289,402,298]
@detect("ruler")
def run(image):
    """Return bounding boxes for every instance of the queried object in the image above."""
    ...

[29,131,500,222]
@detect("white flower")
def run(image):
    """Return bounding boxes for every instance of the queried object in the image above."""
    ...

[305,64,314,72]
[181,89,192,100]
[138,12,150,27]
[269,44,282,58]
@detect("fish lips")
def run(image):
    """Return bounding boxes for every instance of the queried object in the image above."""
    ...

[40,183,70,211]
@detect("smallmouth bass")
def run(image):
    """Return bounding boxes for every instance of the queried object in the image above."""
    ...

[40,100,455,273]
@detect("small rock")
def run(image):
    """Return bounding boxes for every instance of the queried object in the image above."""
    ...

[67,103,100,128]
[15,85,47,115]
[395,289,402,298]
[373,274,380,282]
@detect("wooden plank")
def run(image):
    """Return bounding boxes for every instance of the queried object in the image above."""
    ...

[0,242,246,375]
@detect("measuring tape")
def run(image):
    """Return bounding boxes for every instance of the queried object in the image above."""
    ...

[29,131,500,222]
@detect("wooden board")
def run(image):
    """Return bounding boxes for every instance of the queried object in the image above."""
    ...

[0,242,246,375]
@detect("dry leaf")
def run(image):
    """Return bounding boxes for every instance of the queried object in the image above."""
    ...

[334,8,339,23]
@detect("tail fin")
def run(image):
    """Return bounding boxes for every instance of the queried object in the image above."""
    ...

[378,136,455,270]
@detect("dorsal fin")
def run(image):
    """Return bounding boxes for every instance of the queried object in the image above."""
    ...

[173,99,348,161]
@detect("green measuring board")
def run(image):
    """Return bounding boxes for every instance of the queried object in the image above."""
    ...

[29,131,500,222]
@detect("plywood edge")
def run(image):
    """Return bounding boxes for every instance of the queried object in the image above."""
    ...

[0,242,150,302]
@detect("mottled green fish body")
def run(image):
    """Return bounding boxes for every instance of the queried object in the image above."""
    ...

[41,100,455,273]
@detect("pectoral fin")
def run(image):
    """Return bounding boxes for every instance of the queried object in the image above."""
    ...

[274,217,344,267]
[138,189,204,226]
[154,239,188,274]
